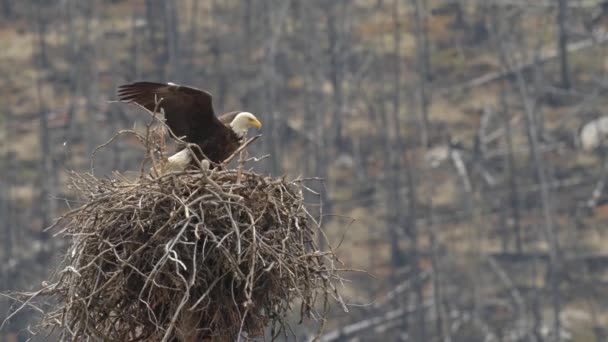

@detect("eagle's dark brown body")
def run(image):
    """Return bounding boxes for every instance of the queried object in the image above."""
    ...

[187,121,241,164]
[117,82,245,165]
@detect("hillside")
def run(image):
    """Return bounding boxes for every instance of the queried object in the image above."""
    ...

[3,0,608,341]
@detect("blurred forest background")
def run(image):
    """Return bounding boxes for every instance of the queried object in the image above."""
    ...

[4,0,608,341]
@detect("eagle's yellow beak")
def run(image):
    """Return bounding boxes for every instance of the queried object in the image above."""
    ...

[251,118,262,129]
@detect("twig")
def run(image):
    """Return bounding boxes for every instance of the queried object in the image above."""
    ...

[221,135,261,166]
[90,130,144,173]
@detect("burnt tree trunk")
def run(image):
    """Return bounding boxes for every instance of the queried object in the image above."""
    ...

[327,1,345,150]
[557,0,570,89]
[34,3,56,231]
[501,91,522,253]
[165,0,181,80]
[411,0,431,147]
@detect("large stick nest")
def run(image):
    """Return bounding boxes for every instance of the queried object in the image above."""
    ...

[39,167,345,341]
[5,103,346,341]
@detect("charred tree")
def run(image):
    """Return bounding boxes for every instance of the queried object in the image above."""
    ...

[557,0,570,89]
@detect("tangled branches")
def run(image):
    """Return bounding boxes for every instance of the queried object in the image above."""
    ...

[32,167,345,341]
[2,96,347,341]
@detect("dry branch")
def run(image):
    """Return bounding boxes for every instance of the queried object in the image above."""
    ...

[438,31,608,96]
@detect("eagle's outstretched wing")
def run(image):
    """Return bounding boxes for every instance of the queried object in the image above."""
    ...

[117,82,219,141]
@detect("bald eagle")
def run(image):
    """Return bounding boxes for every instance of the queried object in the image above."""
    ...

[117,82,262,170]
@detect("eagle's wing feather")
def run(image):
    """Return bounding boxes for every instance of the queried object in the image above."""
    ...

[117,82,218,141]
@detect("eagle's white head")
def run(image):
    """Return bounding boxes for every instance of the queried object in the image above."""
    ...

[230,112,262,137]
